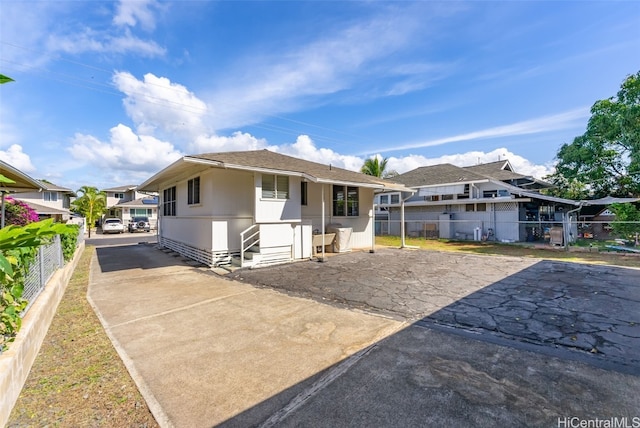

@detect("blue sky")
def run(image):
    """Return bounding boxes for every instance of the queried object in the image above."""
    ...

[1,1,639,190]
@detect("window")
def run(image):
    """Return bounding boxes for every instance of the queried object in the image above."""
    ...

[477,203,487,212]
[390,194,400,204]
[131,208,152,216]
[379,195,389,204]
[466,203,475,212]
[188,177,200,205]
[43,191,58,202]
[262,174,289,199]
[442,194,454,201]
[458,184,470,199]
[301,181,308,206]
[163,186,176,216]
[483,190,498,198]
[114,193,125,199]
[333,185,359,216]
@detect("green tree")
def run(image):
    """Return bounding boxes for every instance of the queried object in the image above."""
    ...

[609,203,640,244]
[550,71,640,198]
[361,156,389,178]
[71,186,106,238]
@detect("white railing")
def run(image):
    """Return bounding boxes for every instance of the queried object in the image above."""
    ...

[240,224,260,268]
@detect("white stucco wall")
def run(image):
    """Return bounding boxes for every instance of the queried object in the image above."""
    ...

[254,174,301,223]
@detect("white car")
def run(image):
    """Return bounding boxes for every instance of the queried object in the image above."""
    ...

[102,218,125,234]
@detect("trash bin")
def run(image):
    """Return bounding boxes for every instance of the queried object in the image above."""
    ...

[327,224,352,253]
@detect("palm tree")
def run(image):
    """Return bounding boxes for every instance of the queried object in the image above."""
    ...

[360,156,389,178]
[71,186,106,238]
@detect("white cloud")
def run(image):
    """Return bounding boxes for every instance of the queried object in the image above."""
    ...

[113,0,161,31]
[268,136,553,179]
[113,72,208,139]
[190,132,269,154]
[68,124,182,173]
[371,107,590,153]
[0,1,165,64]
[208,5,448,129]
[276,135,365,172]
[385,147,554,178]
[0,144,36,173]
[47,30,165,57]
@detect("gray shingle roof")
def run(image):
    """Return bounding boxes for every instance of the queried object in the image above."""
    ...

[189,150,395,187]
[389,164,489,187]
[102,185,138,192]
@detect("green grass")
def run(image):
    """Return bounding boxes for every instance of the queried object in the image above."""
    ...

[8,246,159,428]
[375,236,640,268]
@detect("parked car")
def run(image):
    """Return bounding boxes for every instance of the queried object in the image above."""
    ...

[128,216,151,233]
[102,218,125,234]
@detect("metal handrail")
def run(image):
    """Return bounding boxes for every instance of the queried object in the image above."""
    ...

[240,224,260,267]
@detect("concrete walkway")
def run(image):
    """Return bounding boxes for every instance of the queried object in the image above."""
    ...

[87,244,403,427]
[89,244,640,427]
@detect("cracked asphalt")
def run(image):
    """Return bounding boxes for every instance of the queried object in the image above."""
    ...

[228,247,640,374]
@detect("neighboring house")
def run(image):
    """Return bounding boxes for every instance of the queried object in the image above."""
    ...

[138,149,408,268]
[115,197,159,230]
[0,159,43,228]
[16,181,76,223]
[102,185,158,228]
[378,160,581,243]
[578,207,616,239]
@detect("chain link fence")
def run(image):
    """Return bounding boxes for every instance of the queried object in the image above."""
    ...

[375,219,640,247]
[21,225,85,314]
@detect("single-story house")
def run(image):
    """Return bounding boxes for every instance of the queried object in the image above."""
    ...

[138,149,410,268]
[377,160,582,243]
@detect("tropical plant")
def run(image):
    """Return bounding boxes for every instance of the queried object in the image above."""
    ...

[71,186,106,238]
[0,74,14,84]
[4,197,39,226]
[361,156,389,178]
[0,219,77,351]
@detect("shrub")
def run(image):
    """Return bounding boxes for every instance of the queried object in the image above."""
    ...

[0,219,77,351]
[4,197,39,226]
[60,225,80,262]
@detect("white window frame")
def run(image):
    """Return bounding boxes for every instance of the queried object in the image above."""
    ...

[163,186,176,216]
[262,174,289,200]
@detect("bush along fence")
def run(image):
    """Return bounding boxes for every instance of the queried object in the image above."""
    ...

[0,220,82,353]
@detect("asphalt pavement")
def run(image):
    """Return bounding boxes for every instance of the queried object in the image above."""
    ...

[87,244,640,427]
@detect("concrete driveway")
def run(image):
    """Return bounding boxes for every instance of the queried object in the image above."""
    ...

[88,244,640,427]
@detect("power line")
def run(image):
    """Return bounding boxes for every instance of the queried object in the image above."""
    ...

[1,40,374,149]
